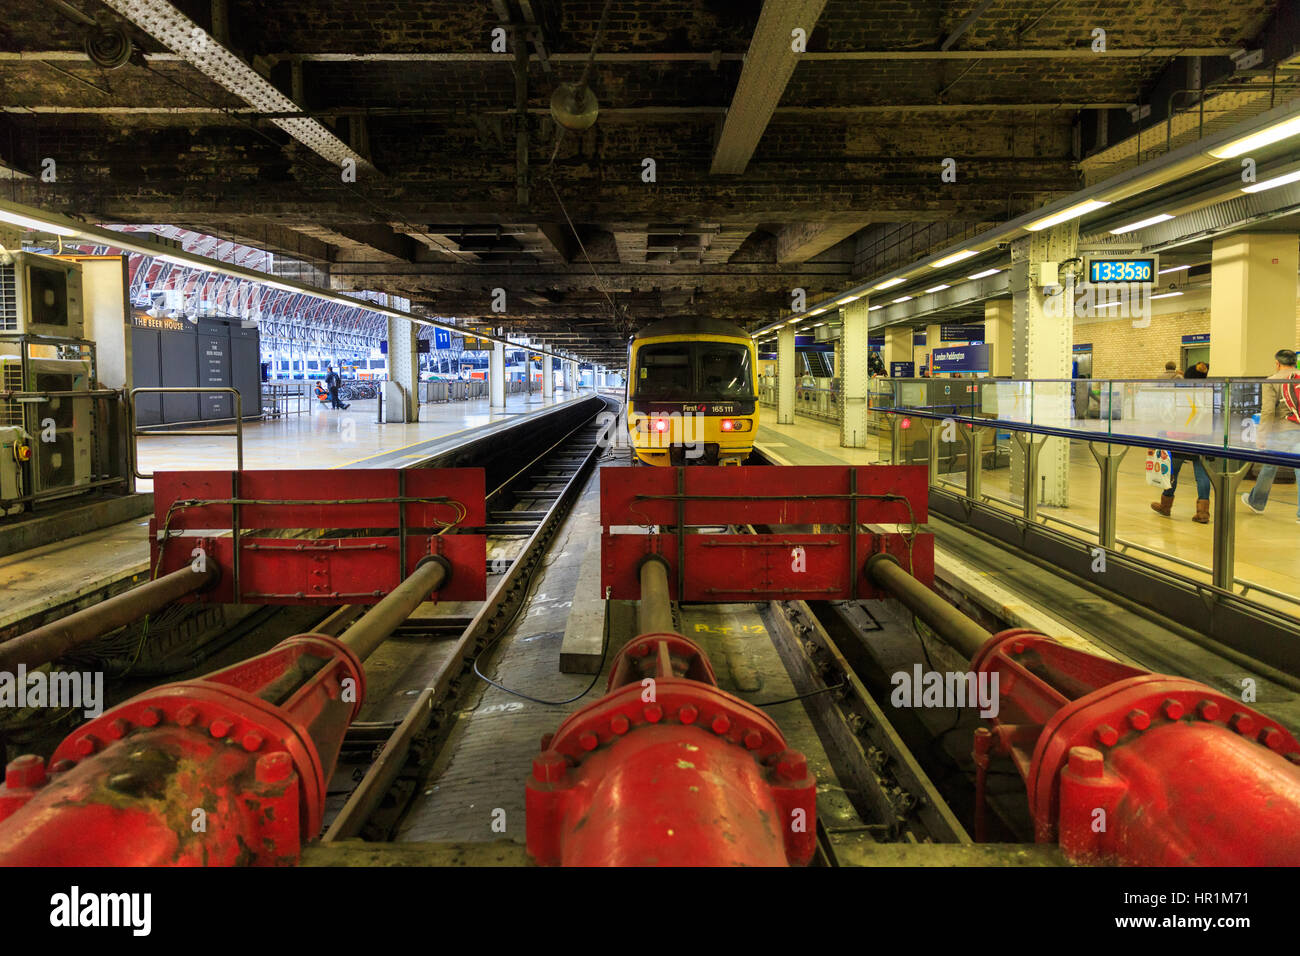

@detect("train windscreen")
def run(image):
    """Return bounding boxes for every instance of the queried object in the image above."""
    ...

[635,342,753,401]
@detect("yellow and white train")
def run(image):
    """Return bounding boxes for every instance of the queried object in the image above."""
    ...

[624,318,759,466]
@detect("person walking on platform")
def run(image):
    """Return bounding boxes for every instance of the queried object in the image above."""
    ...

[1241,349,1300,521]
[1151,363,1213,523]
[324,364,350,410]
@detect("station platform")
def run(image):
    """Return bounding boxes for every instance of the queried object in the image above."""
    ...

[134,390,585,486]
[0,390,589,639]
[755,411,1300,729]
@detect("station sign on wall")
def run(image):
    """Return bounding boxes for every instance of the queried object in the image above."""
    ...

[913,331,927,347]
[931,343,990,373]
[890,361,916,378]
[434,328,452,350]
[1181,333,1210,345]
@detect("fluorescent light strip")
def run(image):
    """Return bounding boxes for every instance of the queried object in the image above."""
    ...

[892,296,913,304]
[930,249,978,268]
[835,294,863,305]
[874,277,905,290]
[1158,264,1190,275]
[1209,114,1300,159]
[0,208,81,237]
[1150,291,1184,300]
[868,305,884,312]
[1109,213,1174,234]
[1026,198,1111,232]
[924,284,950,294]
[1241,169,1300,194]
[968,268,1001,280]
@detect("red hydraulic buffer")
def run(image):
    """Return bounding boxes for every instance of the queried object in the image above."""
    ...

[526,632,817,866]
[971,629,1300,866]
[0,633,364,866]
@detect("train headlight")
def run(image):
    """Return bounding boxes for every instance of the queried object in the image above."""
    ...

[719,419,752,433]
[635,418,672,433]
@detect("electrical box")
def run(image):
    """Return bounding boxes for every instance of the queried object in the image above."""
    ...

[0,252,85,339]
[0,426,28,516]
[1030,261,1060,288]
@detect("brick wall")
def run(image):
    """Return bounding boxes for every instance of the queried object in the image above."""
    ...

[1076,298,1300,379]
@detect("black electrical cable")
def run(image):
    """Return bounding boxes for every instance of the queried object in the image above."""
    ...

[748,681,847,708]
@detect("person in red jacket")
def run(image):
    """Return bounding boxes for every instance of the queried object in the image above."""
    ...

[1241,349,1300,521]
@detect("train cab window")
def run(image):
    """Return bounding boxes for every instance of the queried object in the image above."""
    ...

[698,346,752,399]
[636,345,693,398]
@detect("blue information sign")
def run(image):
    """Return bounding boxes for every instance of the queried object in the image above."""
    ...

[931,343,990,373]
[940,324,985,342]
[434,328,451,350]
[1181,333,1210,345]
[913,331,927,347]
[890,361,915,378]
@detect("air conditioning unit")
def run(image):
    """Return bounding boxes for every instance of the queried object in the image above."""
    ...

[0,356,91,503]
[0,252,85,340]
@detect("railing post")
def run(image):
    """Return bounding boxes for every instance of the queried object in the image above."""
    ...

[1087,442,1128,550]
[1204,455,1250,592]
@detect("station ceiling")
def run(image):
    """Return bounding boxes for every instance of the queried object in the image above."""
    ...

[0,0,1284,361]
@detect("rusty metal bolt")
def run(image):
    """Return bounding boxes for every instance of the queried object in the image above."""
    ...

[105,718,131,740]
[774,750,807,783]
[1197,700,1221,721]
[743,730,763,750]
[711,715,731,735]
[1259,727,1285,752]
[138,706,162,727]
[1067,746,1106,779]
[73,735,99,756]
[5,755,46,790]
[1229,713,1256,736]
[1161,698,1185,720]
[610,714,630,735]
[241,732,265,753]
[532,750,567,784]
[678,705,698,725]
[209,718,234,739]
[1127,709,1150,731]
[176,706,199,728]
[1093,724,1119,747]
[644,704,663,724]
[255,752,293,784]
[579,731,599,752]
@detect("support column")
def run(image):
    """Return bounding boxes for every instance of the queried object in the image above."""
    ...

[543,354,555,402]
[840,298,870,447]
[1010,222,1078,508]
[883,325,913,376]
[925,323,942,374]
[984,298,1013,377]
[569,360,578,391]
[777,325,796,425]
[490,341,506,408]
[1209,233,1299,376]
[385,316,419,422]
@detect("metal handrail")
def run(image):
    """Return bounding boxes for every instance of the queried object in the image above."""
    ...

[128,386,243,479]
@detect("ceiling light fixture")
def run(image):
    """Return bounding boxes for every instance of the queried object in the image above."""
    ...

[1109,213,1175,234]
[874,277,905,291]
[924,284,950,294]
[968,268,1001,280]
[1241,169,1300,193]
[1025,199,1111,232]
[1209,114,1300,159]
[930,249,978,268]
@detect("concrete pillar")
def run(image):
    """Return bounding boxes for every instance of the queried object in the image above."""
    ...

[543,354,555,401]
[984,298,1013,377]
[1010,222,1078,507]
[1209,233,1299,376]
[777,325,796,425]
[386,316,419,422]
[882,325,912,376]
[569,360,578,391]
[490,340,505,408]
[924,323,942,374]
[840,298,870,447]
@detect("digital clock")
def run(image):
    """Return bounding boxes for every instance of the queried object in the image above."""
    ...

[1085,255,1159,284]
